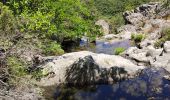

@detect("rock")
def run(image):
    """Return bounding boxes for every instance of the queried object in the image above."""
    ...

[163,41,170,53]
[123,12,145,27]
[65,55,100,85]
[135,2,161,18]
[150,42,170,72]
[117,24,137,39]
[123,47,149,63]
[142,22,153,33]
[37,51,145,86]
[0,88,44,100]
[95,20,110,35]
[103,34,118,40]
[65,55,132,85]
[123,46,163,66]
[146,46,163,57]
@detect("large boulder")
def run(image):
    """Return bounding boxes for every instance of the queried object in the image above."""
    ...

[37,51,144,86]
[65,55,132,85]
[65,55,100,85]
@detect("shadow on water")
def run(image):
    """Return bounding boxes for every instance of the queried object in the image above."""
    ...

[43,68,170,100]
[62,39,132,55]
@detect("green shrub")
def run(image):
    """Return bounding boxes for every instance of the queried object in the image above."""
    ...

[6,56,28,85]
[154,38,166,48]
[161,28,170,39]
[110,14,125,34]
[154,28,170,48]
[131,33,145,43]
[114,47,125,55]
[43,42,64,56]
[7,56,27,77]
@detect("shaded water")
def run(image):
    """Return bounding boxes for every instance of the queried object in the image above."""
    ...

[43,68,170,100]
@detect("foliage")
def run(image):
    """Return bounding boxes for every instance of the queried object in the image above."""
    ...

[131,33,145,43]
[114,47,125,55]
[43,42,64,56]
[94,0,152,16]
[7,56,27,77]
[154,38,166,48]
[109,14,125,34]
[3,0,101,42]
[31,68,44,80]
[154,28,170,48]
[0,2,16,44]
[93,0,158,34]
[6,56,27,86]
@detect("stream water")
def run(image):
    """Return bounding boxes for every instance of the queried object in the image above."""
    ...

[43,68,170,100]
[63,39,132,55]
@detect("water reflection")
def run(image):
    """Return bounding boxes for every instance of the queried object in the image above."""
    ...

[80,39,132,55]
[53,68,170,100]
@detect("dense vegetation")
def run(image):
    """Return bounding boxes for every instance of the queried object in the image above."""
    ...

[0,0,165,94]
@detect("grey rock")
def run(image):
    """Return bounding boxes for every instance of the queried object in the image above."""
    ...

[95,20,110,35]
[103,34,118,40]
[117,24,137,39]
[65,55,131,85]
[123,12,145,27]
[164,41,170,53]
[37,51,145,86]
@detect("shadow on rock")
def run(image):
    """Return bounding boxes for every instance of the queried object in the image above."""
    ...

[65,55,128,86]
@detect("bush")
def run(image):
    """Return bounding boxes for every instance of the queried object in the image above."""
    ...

[154,28,170,48]
[109,14,125,34]
[7,56,27,77]
[131,33,145,43]
[6,56,28,86]
[43,42,64,56]
[114,47,125,55]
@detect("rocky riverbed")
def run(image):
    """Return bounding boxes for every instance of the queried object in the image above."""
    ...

[35,2,170,86]
[1,2,170,100]
[32,2,170,99]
